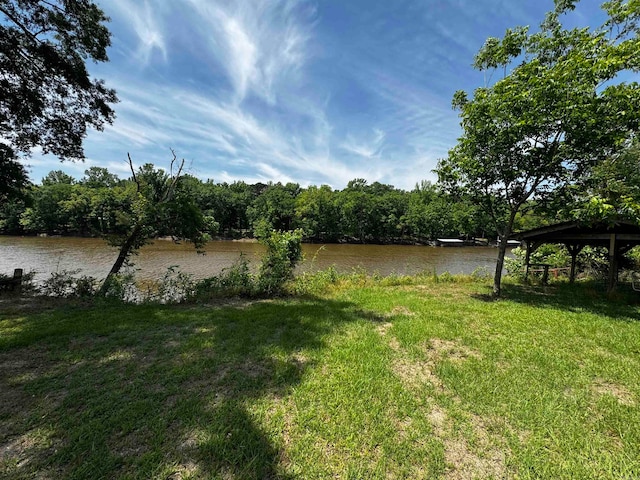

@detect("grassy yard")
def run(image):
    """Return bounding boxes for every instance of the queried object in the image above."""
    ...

[1,278,639,479]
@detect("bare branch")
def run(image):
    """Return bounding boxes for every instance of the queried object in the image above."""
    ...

[162,149,185,203]
[127,152,140,192]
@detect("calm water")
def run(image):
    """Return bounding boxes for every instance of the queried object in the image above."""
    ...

[0,236,511,282]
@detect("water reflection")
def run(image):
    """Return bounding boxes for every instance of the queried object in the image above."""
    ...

[0,236,511,282]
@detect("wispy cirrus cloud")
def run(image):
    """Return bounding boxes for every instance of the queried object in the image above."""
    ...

[28,0,596,191]
[185,0,315,103]
[84,78,367,188]
[341,129,386,159]
[110,0,167,64]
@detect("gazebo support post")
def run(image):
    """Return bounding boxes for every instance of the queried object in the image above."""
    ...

[608,234,618,293]
[524,240,532,282]
[566,244,583,284]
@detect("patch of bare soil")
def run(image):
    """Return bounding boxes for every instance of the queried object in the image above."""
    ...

[379,332,510,478]
[290,352,309,370]
[389,306,415,317]
[0,429,52,467]
[165,461,200,480]
[592,379,636,406]
[425,339,482,364]
[385,337,482,392]
[428,405,507,480]
[376,323,402,351]
[376,322,393,336]
[392,356,444,391]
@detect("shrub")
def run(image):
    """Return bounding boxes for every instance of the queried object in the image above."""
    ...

[39,270,98,298]
[145,266,196,304]
[99,271,138,302]
[471,266,491,281]
[195,255,255,299]
[627,246,640,270]
[256,229,303,295]
[576,246,609,280]
[0,270,36,294]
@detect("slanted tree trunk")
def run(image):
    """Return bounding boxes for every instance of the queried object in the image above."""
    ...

[99,223,143,295]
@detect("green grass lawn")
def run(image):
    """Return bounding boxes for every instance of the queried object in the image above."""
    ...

[1,278,639,479]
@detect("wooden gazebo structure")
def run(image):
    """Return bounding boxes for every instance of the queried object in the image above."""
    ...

[512,221,640,291]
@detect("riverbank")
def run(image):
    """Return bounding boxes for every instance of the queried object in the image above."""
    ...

[1,278,639,479]
[7,233,496,247]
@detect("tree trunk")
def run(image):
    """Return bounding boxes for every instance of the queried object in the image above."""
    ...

[99,224,142,294]
[607,234,618,293]
[492,212,516,297]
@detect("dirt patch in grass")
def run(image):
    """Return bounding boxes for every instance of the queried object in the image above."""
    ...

[376,322,402,351]
[382,333,510,478]
[592,379,636,406]
[376,322,393,336]
[428,405,507,480]
[394,415,414,441]
[386,337,481,392]
[425,339,482,364]
[390,306,415,317]
[238,359,270,379]
[289,352,309,370]
[0,428,55,475]
[165,461,200,480]
[393,356,444,390]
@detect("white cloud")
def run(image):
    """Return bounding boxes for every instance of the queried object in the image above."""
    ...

[110,0,167,64]
[185,0,314,102]
[341,129,386,159]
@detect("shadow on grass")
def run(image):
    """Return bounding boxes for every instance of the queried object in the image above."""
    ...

[0,296,377,479]
[472,281,640,321]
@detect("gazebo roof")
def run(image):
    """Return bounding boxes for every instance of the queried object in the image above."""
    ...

[513,220,640,248]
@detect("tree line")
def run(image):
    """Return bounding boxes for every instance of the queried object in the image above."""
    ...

[0,166,503,244]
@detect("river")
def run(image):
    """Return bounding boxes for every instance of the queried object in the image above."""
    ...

[0,236,513,282]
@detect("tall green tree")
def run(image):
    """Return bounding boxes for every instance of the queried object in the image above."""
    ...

[438,0,640,296]
[0,144,29,204]
[567,140,640,223]
[0,0,117,203]
[0,0,117,160]
[81,167,120,189]
[295,185,340,241]
[247,182,300,233]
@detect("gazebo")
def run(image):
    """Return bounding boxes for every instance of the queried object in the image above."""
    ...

[512,220,640,291]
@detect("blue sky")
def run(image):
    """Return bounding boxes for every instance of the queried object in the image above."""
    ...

[25,0,607,189]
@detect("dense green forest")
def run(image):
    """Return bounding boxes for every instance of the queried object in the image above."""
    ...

[0,167,505,244]
[4,140,640,246]
[3,137,639,247]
